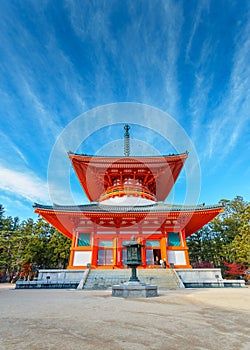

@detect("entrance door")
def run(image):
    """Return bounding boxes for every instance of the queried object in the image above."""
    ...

[153,249,161,266]
[97,249,113,265]
[146,249,154,265]
[146,248,161,266]
[97,240,114,266]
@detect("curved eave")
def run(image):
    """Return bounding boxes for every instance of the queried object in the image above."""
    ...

[34,207,73,240]
[184,208,223,237]
[68,151,188,160]
[34,203,223,239]
[68,152,188,202]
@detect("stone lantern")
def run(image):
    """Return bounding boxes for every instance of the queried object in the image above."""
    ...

[123,236,142,282]
[112,237,158,298]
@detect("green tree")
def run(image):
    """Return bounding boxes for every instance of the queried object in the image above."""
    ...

[230,205,250,266]
[0,205,72,280]
[187,225,221,267]
[0,212,22,281]
[214,196,248,263]
[22,218,50,268]
[187,196,249,268]
[21,218,71,269]
[47,231,71,269]
[187,228,205,264]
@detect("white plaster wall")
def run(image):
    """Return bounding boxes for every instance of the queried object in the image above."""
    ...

[73,251,92,266]
[167,250,186,265]
[100,195,155,206]
[177,268,223,281]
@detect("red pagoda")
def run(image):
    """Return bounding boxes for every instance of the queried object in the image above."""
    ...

[34,125,223,269]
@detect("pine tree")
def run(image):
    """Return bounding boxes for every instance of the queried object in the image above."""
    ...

[0,214,21,281]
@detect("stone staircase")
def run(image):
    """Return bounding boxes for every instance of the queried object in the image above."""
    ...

[83,268,184,290]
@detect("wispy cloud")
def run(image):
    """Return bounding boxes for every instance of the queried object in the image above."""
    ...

[184,1,214,146]
[188,38,214,144]
[0,131,29,165]
[206,11,250,159]
[0,165,49,202]
[161,1,184,116]
[0,2,88,148]
[65,1,117,104]
[66,0,184,116]
[0,193,35,219]
[185,0,210,62]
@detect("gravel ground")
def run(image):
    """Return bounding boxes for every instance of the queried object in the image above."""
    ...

[0,284,249,350]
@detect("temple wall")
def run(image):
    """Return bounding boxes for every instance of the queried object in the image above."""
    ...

[73,251,92,267]
[167,250,186,266]
[69,228,191,268]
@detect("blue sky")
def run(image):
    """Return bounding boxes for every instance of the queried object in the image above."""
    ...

[0,0,249,220]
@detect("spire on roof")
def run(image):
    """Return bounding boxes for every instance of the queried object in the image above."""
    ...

[124,124,130,157]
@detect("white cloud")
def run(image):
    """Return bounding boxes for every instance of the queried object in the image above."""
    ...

[0,163,87,208]
[0,165,49,203]
[0,193,34,216]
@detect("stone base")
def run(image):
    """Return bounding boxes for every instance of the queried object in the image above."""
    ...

[176,269,246,288]
[112,281,158,298]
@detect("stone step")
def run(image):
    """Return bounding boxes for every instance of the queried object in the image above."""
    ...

[84,268,182,290]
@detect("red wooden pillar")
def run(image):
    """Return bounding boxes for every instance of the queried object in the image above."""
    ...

[116,226,123,267]
[160,235,168,266]
[116,234,123,268]
[141,238,147,267]
[181,229,191,267]
[68,235,76,268]
[92,225,98,267]
[164,229,170,268]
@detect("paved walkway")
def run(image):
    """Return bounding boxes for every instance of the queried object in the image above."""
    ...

[0,284,249,350]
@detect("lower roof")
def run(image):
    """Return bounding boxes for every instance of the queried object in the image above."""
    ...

[34,202,223,240]
[34,202,222,213]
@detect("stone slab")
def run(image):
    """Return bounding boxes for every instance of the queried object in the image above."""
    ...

[112,281,158,298]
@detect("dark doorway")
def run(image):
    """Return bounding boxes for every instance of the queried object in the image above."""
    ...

[153,249,161,266]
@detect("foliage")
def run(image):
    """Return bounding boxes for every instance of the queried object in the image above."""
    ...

[0,207,70,282]
[187,196,250,272]
[192,261,215,268]
[223,261,246,278]
[230,205,250,266]
[0,213,22,281]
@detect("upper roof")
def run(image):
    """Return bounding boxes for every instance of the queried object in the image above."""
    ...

[68,152,188,202]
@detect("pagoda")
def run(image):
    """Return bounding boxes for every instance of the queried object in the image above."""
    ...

[34,125,223,269]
